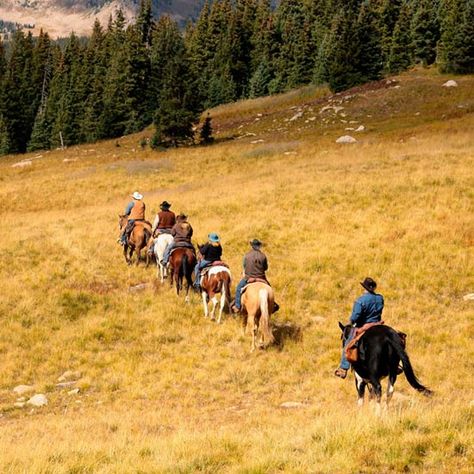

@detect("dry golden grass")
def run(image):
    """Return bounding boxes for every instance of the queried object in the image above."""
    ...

[0,68,473,473]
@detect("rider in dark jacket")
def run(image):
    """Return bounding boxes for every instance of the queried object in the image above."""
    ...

[193,233,223,288]
[334,277,384,379]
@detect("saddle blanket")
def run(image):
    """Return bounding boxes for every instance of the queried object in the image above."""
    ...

[201,263,231,278]
[241,278,270,295]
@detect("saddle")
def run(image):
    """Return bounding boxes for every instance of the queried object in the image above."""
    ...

[200,261,229,277]
[241,277,270,295]
[169,242,195,256]
[345,322,407,364]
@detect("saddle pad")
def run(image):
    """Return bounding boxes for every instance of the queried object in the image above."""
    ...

[202,266,231,278]
[241,279,270,295]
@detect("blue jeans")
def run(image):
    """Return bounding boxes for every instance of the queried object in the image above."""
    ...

[194,260,211,286]
[120,219,136,244]
[234,278,248,309]
[162,242,174,264]
[340,327,356,370]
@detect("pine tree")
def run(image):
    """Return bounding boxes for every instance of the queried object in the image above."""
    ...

[438,0,474,73]
[0,114,10,155]
[199,113,214,144]
[388,3,414,73]
[411,0,440,67]
[151,17,199,147]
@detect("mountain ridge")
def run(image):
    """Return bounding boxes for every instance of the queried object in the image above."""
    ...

[0,0,204,38]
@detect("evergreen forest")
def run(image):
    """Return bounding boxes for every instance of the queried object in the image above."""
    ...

[0,0,473,155]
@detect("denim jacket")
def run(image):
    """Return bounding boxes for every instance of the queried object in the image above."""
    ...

[350,292,384,327]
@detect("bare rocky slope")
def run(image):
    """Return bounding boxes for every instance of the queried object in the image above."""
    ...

[0,0,204,37]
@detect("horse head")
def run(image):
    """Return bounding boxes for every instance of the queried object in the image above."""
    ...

[118,214,127,231]
[338,322,352,345]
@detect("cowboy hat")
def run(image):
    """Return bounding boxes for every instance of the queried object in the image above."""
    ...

[160,201,171,209]
[131,191,143,200]
[360,277,377,293]
[177,213,188,220]
[249,238,262,248]
[208,232,220,243]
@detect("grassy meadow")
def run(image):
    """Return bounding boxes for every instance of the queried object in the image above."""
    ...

[0,68,473,473]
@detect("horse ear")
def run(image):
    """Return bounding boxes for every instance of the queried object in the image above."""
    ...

[338,321,345,332]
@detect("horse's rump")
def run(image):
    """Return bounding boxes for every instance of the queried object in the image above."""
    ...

[241,278,269,296]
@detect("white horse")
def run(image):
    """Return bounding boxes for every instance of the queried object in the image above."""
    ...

[152,233,174,283]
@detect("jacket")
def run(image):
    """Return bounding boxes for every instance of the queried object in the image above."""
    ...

[129,201,145,220]
[171,221,193,243]
[156,210,176,229]
[350,292,384,327]
[200,243,222,262]
[243,249,268,279]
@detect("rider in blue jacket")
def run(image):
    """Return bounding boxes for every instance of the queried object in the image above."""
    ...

[334,277,384,379]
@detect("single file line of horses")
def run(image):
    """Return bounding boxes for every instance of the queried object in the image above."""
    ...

[117,192,432,408]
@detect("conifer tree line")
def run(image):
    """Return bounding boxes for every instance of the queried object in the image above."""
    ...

[0,0,473,155]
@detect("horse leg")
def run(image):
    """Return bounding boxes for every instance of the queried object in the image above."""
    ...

[251,321,258,353]
[370,379,383,416]
[123,245,130,265]
[128,246,134,265]
[217,291,226,324]
[136,247,141,266]
[354,372,366,407]
[211,295,219,321]
[202,291,209,318]
[386,374,396,408]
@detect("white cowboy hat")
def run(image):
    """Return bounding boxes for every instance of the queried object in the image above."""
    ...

[131,191,143,200]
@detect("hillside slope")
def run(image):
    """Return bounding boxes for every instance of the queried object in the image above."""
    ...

[0,69,473,472]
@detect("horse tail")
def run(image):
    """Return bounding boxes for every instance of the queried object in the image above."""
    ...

[259,288,275,347]
[388,334,433,396]
[181,252,188,282]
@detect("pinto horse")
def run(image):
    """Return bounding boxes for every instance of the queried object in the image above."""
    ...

[118,215,152,266]
[241,282,275,352]
[200,265,232,323]
[169,247,196,302]
[339,323,432,414]
[151,233,174,283]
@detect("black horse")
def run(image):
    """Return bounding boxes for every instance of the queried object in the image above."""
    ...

[339,323,432,412]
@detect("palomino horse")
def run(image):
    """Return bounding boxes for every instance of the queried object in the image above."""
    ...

[169,247,196,302]
[200,265,232,323]
[118,215,152,266]
[339,323,432,414]
[151,233,173,283]
[241,282,275,352]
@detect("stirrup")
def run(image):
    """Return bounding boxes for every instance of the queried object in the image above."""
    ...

[334,368,348,379]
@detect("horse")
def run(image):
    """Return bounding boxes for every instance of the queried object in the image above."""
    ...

[339,323,432,414]
[241,282,275,352]
[169,247,196,302]
[151,233,174,283]
[199,265,232,323]
[118,215,152,266]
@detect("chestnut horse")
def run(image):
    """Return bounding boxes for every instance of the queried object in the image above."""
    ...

[200,266,232,323]
[241,282,275,352]
[169,247,196,302]
[118,215,152,265]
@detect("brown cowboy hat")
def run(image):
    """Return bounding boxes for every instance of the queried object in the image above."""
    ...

[160,201,171,209]
[360,277,377,293]
[177,213,188,220]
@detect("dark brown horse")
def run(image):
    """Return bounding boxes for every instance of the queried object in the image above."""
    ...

[118,215,152,266]
[169,247,196,301]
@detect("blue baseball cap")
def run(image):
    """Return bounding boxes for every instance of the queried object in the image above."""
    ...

[208,233,220,243]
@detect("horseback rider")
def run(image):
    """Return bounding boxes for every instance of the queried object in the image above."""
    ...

[334,277,384,379]
[231,239,279,313]
[119,191,146,246]
[193,232,223,289]
[152,201,176,236]
[161,213,194,265]
[148,201,176,256]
